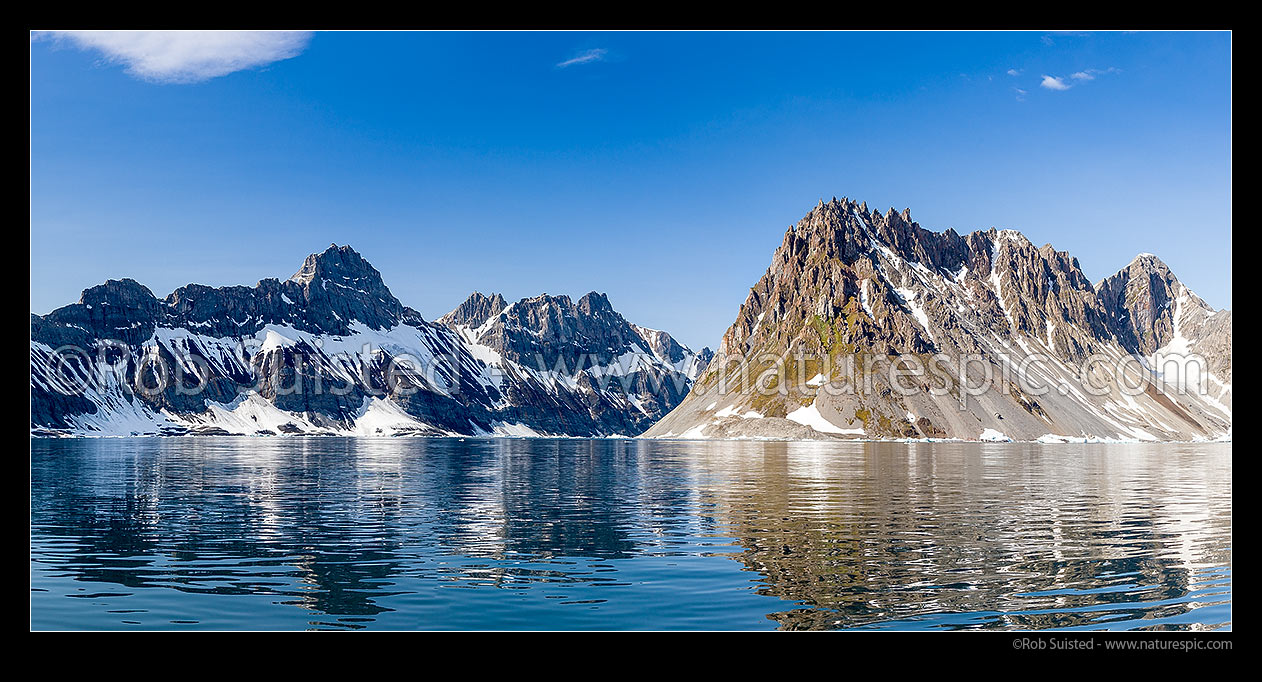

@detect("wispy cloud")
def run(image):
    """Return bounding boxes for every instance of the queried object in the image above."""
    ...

[1071,67,1120,81]
[1006,68,1022,77]
[1013,87,1028,102]
[33,30,313,83]
[1040,75,1071,91]
[1039,67,1119,92]
[556,48,607,69]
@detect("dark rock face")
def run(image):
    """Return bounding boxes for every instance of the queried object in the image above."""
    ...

[35,279,162,349]
[284,245,413,333]
[159,244,423,340]
[1096,254,1181,354]
[1095,253,1231,398]
[438,291,712,436]
[37,245,417,347]
[719,200,1118,365]
[480,292,640,369]
[1095,253,1217,353]
[646,197,1231,441]
[438,291,507,329]
[31,245,709,437]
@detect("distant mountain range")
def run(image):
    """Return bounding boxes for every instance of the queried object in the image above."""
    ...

[30,245,710,437]
[30,197,1231,442]
[644,198,1231,442]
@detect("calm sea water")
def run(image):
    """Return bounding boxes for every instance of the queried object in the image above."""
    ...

[30,437,1231,631]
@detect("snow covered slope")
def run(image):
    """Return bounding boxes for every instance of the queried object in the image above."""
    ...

[644,198,1231,442]
[30,245,710,437]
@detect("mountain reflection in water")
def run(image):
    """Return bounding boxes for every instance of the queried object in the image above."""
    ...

[31,438,1231,630]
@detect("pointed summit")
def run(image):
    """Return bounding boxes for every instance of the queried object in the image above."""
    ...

[439,291,508,329]
[1096,251,1230,393]
[1125,252,1171,274]
[31,244,710,438]
[285,245,403,331]
[645,194,1230,442]
[290,244,380,286]
[1097,251,1214,355]
[577,291,616,315]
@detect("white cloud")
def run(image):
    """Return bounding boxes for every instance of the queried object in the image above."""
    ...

[1072,67,1119,81]
[1038,67,1118,92]
[1007,68,1022,76]
[1040,75,1071,91]
[556,48,607,68]
[34,30,313,83]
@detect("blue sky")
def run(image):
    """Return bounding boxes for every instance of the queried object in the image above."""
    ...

[30,31,1231,350]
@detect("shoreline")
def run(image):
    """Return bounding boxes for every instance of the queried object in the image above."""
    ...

[29,432,1233,444]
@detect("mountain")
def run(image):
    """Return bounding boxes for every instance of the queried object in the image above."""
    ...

[644,198,1231,442]
[437,290,712,434]
[1095,254,1232,398]
[30,245,710,437]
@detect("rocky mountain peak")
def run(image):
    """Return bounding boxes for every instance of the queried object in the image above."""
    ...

[1096,252,1213,355]
[32,242,716,438]
[437,289,710,383]
[1128,252,1171,272]
[79,278,158,307]
[439,291,507,329]
[577,291,616,316]
[290,244,383,288]
[49,278,165,347]
[648,195,1230,442]
[284,245,405,331]
[495,292,628,360]
[632,323,711,368]
[33,247,711,438]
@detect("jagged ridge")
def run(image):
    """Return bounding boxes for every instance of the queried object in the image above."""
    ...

[645,197,1231,442]
[30,245,710,438]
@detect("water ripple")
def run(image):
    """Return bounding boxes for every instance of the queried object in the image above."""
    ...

[31,438,1231,630]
